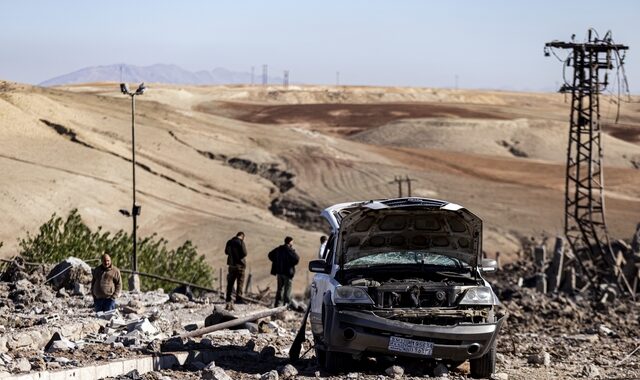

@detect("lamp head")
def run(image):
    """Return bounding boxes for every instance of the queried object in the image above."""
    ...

[135,82,146,95]
[120,83,130,95]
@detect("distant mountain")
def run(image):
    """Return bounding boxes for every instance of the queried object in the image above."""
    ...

[39,64,283,86]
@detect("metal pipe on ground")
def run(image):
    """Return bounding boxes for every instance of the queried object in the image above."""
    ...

[176,306,288,339]
[119,269,268,306]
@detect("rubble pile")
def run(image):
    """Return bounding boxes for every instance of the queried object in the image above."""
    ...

[1,252,639,379]
[492,256,640,380]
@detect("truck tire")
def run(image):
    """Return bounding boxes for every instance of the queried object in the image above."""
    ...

[470,341,496,378]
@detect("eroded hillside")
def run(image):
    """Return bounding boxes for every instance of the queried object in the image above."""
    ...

[1,81,639,291]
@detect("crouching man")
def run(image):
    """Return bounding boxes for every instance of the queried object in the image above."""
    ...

[91,253,122,312]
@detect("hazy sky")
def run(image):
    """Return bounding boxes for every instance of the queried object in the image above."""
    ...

[1,1,638,92]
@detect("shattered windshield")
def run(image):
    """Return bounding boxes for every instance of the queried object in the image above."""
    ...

[343,251,467,269]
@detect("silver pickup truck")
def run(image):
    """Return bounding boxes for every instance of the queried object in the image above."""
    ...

[308,197,504,378]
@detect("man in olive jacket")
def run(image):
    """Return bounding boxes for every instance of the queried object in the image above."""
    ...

[225,231,247,310]
[91,253,122,312]
[268,236,300,307]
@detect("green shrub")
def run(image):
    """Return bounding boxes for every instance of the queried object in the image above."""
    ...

[18,209,215,291]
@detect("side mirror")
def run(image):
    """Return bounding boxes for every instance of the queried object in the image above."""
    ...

[309,259,330,274]
[481,258,498,273]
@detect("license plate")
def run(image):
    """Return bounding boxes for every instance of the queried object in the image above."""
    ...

[388,336,433,356]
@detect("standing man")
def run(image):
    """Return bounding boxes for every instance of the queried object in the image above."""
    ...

[268,236,300,307]
[91,253,122,312]
[225,231,247,311]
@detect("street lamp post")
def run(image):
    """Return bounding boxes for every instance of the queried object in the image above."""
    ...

[120,82,146,292]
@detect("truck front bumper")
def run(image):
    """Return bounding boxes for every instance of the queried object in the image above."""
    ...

[323,307,505,361]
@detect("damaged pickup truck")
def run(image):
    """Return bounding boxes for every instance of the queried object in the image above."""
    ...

[308,197,505,378]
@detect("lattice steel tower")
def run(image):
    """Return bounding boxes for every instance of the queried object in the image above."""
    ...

[545,30,631,294]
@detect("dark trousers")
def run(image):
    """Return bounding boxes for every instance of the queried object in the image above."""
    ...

[226,266,245,302]
[94,298,116,312]
[275,274,293,307]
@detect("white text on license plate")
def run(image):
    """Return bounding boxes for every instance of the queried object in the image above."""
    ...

[388,336,433,356]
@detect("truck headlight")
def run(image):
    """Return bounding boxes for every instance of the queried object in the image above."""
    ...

[333,286,374,305]
[459,286,497,306]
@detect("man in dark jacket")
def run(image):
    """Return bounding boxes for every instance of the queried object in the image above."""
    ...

[268,236,300,307]
[225,231,247,310]
[91,253,122,312]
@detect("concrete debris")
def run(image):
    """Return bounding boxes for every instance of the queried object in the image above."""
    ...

[582,363,601,378]
[202,366,233,380]
[385,365,404,378]
[169,292,189,303]
[1,250,640,379]
[261,370,279,380]
[12,357,31,373]
[46,257,91,291]
[527,351,551,367]
[44,332,76,352]
[280,364,298,379]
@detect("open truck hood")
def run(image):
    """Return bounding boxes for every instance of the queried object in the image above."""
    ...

[322,198,483,267]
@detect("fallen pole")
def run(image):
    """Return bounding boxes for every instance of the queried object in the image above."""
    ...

[121,269,269,305]
[176,306,288,339]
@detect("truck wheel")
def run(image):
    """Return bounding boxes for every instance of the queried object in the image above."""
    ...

[470,341,496,378]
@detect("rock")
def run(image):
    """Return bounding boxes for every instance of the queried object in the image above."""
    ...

[280,364,298,379]
[0,353,12,365]
[527,351,550,366]
[260,345,277,359]
[261,370,279,380]
[72,283,85,296]
[169,293,189,303]
[346,373,358,379]
[491,373,509,380]
[598,324,617,337]
[0,336,7,353]
[48,339,76,352]
[47,362,62,370]
[111,342,125,349]
[7,333,34,350]
[582,364,601,378]
[45,332,76,352]
[130,318,158,335]
[204,361,216,370]
[245,322,260,334]
[47,257,92,291]
[433,363,449,377]
[35,289,54,303]
[202,366,232,380]
[13,358,31,373]
[385,365,404,378]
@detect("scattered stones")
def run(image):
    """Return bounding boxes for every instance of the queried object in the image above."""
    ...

[13,358,31,373]
[385,365,404,378]
[169,292,189,303]
[491,373,509,380]
[527,351,551,367]
[280,364,298,379]
[202,366,233,380]
[582,363,601,378]
[261,370,279,380]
